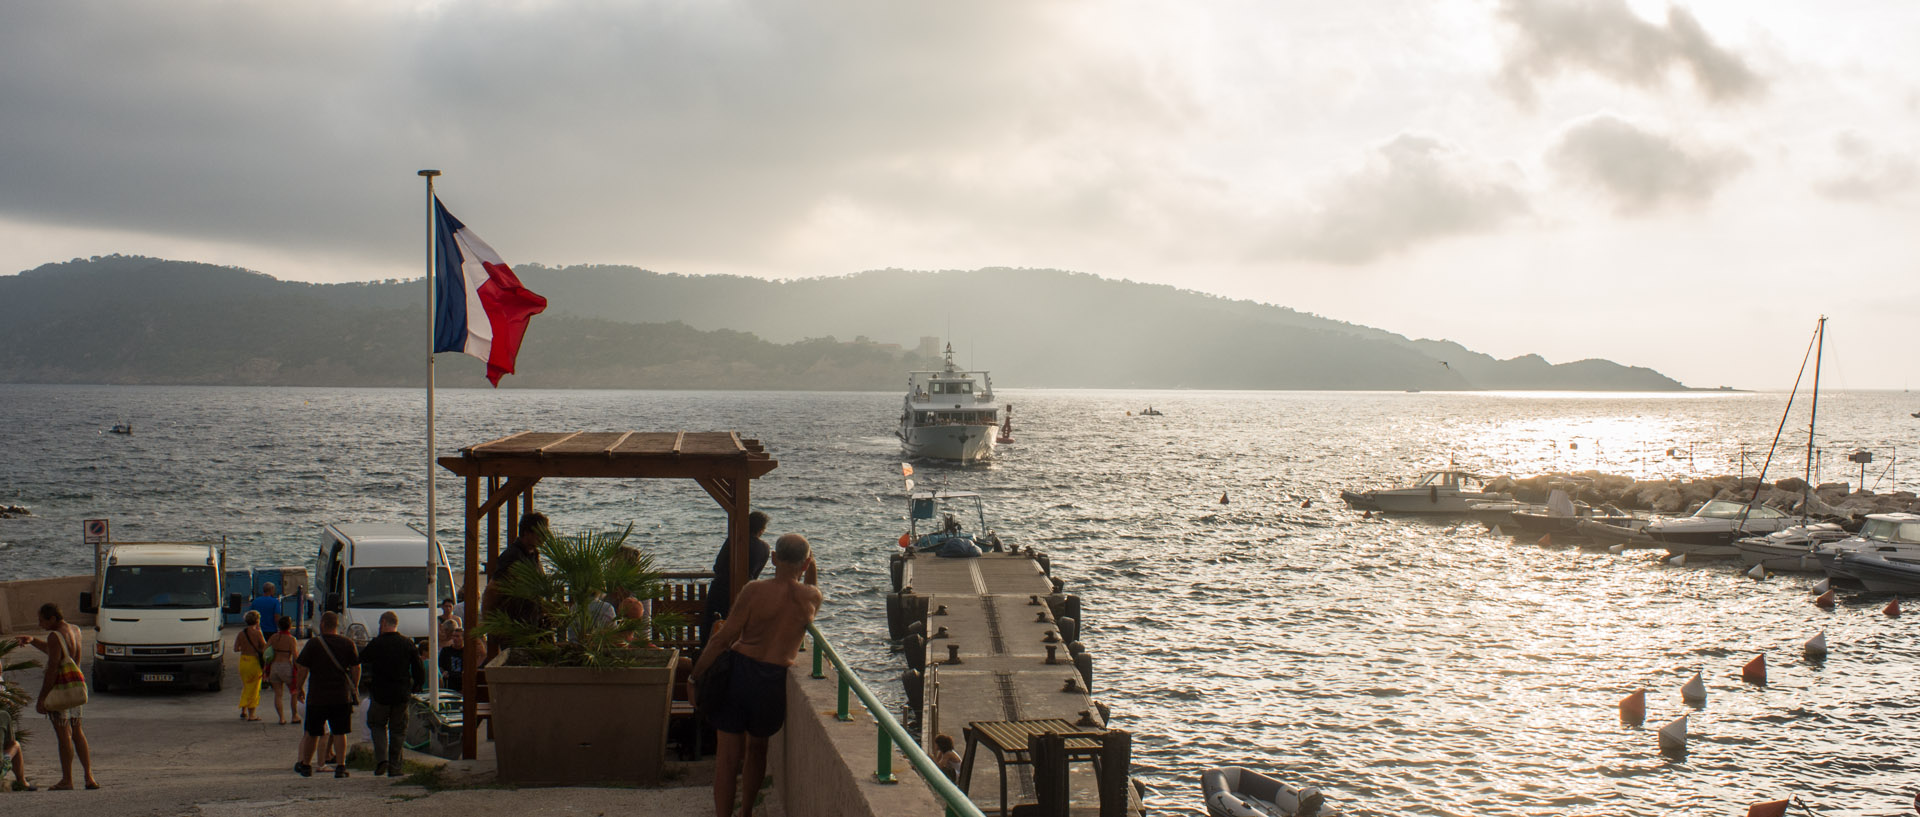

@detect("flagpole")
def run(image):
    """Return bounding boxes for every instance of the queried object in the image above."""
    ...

[419,168,442,708]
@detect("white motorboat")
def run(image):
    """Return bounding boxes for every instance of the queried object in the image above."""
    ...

[1646,500,1796,558]
[1815,513,1920,580]
[1340,469,1510,514]
[1735,523,1852,573]
[1201,766,1323,817]
[1837,551,1920,593]
[899,344,999,463]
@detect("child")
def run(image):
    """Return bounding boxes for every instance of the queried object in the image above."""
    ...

[933,733,962,782]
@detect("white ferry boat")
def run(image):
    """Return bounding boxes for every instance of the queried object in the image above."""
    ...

[899,344,998,463]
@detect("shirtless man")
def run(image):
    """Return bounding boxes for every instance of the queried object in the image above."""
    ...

[692,533,822,817]
[15,603,98,790]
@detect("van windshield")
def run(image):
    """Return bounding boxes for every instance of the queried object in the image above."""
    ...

[348,566,456,608]
[102,565,219,609]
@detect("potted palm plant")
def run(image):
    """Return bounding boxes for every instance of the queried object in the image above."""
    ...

[477,524,682,786]
[1,637,41,792]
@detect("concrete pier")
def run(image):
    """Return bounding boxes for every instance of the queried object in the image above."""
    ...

[893,551,1140,816]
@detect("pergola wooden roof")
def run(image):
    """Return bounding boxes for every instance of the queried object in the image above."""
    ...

[437,430,777,758]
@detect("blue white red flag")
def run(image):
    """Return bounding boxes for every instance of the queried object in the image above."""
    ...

[432,198,547,386]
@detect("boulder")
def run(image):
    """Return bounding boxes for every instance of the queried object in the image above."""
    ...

[1651,488,1686,514]
[1775,477,1810,493]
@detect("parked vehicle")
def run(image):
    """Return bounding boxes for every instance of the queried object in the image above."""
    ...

[314,523,455,647]
[80,542,241,692]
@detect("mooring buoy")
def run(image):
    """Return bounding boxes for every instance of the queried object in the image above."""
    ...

[1619,689,1646,725]
[1669,554,1688,567]
[1887,599,1902,617]
[1812,578,1830,595]
[1742,654,1766,685]
[1490,525,1504,537]
[1658,714,1688,756]
[1815,589,1835,609]
[1681,671,1706,705]
[1747,563,1767,581]
[1608,543,1626,554]
[1745,798,1790,817]
[1804,631,1827,657]
[1538,533,1553,546]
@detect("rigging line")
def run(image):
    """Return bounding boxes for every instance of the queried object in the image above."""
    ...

[1740,318,1823,530]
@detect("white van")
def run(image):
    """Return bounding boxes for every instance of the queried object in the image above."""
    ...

[81,542,239,692]
[314,523,455,646]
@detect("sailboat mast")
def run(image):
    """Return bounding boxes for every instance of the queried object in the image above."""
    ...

[1804,316,1825,508]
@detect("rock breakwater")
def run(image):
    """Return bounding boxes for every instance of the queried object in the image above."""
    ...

[1485,471,1918,520]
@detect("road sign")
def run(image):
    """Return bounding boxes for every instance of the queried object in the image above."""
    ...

[84,518,109,544]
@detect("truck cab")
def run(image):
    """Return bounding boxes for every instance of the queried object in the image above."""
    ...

[81,543,238,692]
[314,523,455,648]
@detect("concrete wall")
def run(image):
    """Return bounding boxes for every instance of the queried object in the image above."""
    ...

[772,661,947,817]
[0,575,97,632]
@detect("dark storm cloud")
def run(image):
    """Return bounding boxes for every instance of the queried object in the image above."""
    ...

[0,1,1190,269]
[1275,135,1528,265]
[1547,115,1747,213]
[1496,0,1764,107]
[1815,131,1918,203]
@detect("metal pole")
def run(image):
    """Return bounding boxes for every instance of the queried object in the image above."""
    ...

[420,168,442,706]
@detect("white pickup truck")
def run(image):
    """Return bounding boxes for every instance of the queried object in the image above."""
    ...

[80,542,242,692]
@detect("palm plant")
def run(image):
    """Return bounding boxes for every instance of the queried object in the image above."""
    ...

[476,524,681,669]
[1,637,39,750]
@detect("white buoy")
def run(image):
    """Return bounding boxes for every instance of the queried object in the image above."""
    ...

[1804,631,1827,657]
[1658,714,1688,756]
[1747,563,1767,580]
[1813,578,1830,595]
[1608,543,1626,554]
[1669,554,1688,567]
[1681,671,1706,705]
[1490,525,1504,537]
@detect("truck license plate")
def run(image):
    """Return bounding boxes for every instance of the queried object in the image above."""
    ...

[142,673,174,682]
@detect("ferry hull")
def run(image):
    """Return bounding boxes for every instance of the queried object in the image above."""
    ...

[901,424,997,462]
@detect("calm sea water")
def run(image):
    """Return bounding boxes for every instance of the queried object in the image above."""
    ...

[2,384,1918,816]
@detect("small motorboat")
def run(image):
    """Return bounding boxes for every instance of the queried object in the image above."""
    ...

[1341,469,1510,514]
[1577,516,1659,548]
[1838,551,1920,593]
[1202,766,1323,817]
[1138,407,1164,416]
[1646,499,1796,559]
[108,421,133,435]
[1814,512,1920,580]
[1735,523,1851,573]
[1469,499,1531,531]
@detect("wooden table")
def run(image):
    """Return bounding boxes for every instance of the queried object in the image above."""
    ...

[959,718,1108,817]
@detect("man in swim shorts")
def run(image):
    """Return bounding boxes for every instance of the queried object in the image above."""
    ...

[692,533,821,817]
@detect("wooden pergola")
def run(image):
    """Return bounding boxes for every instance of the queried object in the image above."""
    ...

[437,430,778,759]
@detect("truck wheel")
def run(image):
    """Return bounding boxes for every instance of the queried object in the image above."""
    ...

[207,669,223,692]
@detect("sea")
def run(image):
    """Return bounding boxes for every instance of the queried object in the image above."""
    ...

[2,384,1917,816]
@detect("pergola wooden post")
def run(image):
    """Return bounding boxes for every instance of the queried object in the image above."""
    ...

[438,430,777,760]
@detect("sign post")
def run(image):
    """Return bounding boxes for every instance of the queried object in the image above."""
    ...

[84,518,109,585]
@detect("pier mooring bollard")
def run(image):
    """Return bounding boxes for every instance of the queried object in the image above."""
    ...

[1036,610,1049,622]
[1681,671,1706,705]
[1045,644,1059,664]
[1658,714,1688,757]
[1743,654,1766,685]
[946,643,962,664]
[1803,631,1827,657]
[1620,690,1646,725]
[933,626,949,639]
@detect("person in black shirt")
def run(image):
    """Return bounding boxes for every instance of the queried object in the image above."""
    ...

[437,617,466,691]
[702,510,770,644]
[359,610,425,777]
[483,512,548,633]
[293,611,360,778]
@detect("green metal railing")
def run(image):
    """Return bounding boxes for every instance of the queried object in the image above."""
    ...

[807,623,987,817]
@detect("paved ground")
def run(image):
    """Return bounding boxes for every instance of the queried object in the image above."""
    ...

[2,626,776,817]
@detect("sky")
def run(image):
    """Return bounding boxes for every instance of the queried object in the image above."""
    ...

[1,0,1914,390]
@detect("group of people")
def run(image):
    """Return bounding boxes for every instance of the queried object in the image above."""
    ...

[264,608,425,779]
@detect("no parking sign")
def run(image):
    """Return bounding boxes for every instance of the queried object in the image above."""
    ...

[84,518,109,544]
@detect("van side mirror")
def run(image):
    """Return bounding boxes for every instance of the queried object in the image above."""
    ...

[80,592,97,614]
[226,593,245,615]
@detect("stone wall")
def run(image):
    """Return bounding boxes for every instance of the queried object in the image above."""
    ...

[1485,471,1919,519]
[772,659,946,817]
[0,574,97,632]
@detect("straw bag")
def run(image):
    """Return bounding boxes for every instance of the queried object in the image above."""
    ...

[44,630,87,712]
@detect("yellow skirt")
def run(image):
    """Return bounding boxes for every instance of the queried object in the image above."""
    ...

[239,655,263,709]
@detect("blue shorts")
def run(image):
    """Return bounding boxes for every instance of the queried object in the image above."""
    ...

[709,653,788,738]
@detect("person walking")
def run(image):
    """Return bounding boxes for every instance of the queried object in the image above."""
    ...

[14,603,97,790]
[265,615,301,724]
[293,611,360,778]
[234,610,269,721]
[701,510,771,644]
[359,610,424,777]
[692,533,821,817]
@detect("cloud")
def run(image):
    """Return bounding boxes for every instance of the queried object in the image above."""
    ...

[1547,115,1748,213]
[1497,0,1765,106]
[1815,131,1918,202]
[1274,135,1529,265]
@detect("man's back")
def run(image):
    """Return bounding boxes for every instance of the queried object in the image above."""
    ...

[359,631,423,706]
[727,577,822,667]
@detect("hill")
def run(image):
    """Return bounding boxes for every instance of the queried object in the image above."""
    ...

[0,256,1686,390]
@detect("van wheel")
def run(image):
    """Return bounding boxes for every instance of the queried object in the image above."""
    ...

[207,673,223,692]
[92,674,110,694]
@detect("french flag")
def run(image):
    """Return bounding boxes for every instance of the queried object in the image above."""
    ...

[432,198,547,386]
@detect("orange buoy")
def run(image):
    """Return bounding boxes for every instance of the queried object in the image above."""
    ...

[1538,533,1553,546]
[1746,799,1789,817]
[1220,492,1229,505]
[1742,654,1766,685]
[898,532,912,549]
[1619,689,1645,725]
[1815,589,1835,609]
[1887,599,1902,617]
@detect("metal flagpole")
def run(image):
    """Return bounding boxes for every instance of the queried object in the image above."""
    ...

[419,169,442,708]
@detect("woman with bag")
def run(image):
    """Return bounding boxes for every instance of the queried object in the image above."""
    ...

[13,603,98,790]
[266,615,301,725]
[235,610,269,721]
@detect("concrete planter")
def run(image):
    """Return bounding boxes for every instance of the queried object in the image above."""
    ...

[484,647,679,786]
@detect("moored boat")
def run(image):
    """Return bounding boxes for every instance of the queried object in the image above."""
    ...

[1201,766,1323,817]
[1838,551,1920,593]
[1341,469,1510,514]
[899,344,999,463]
[1647,500,1796,559]
[1735,523,1851,573]
[1814,512,1920,580]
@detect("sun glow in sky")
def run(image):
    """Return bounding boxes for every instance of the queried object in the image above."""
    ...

[0,1,1914,388]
